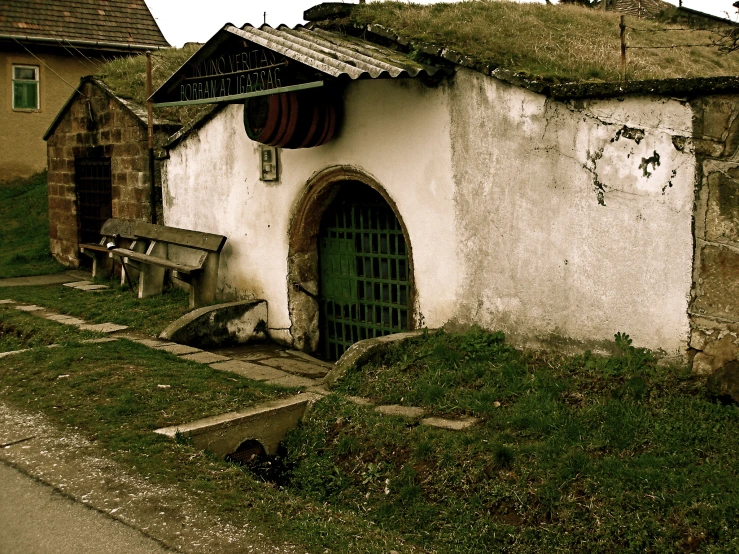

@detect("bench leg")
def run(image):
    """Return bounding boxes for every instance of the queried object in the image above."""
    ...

[138,242,167,299]
[120,239,148,286]
[190,252,219,309]
[91,252,113,279]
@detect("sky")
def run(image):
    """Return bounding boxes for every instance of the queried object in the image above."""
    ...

[145,1,739,47]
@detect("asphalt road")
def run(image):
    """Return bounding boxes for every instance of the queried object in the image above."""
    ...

[0,462,172,554]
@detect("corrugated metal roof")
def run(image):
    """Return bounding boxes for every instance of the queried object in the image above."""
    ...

[226,24,444,80]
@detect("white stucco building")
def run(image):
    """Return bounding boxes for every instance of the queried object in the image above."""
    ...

[154,11,739,369]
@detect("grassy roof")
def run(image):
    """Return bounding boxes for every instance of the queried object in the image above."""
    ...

[349,1,739,83]
[97,44,208,125]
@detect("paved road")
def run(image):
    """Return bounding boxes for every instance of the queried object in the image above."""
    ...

[0,462,172,554]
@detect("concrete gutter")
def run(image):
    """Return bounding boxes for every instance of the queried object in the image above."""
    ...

[154,393,321,456]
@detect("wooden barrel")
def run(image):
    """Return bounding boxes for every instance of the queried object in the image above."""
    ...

[243,90,338,149]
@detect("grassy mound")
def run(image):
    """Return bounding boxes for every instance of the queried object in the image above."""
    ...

[350,1,739,82]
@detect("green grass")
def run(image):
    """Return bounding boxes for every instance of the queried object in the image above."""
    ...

[0,172,65,278]
[5,309,737,552]
[273,328,739,552]
[350,1,739,82]
[99,44,210,128]
[0,320,423,553]
[0,281,190,337]
[0,309,103,352]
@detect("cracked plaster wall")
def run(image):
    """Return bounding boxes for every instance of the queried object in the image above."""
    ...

[163,68,699,356]
[448,69,696,355]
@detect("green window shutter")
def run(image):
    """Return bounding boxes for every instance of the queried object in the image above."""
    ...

[12,66,39,110]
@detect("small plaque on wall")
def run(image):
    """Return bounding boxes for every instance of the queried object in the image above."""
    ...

[260,145,278,181]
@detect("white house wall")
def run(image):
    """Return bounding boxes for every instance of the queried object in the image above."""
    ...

[448,69,696,355]
[164,69,696,355]
[163,78,459,343]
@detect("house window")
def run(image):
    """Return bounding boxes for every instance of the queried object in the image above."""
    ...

[12,65,39,110]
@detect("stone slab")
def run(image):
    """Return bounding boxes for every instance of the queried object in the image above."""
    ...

[15,305,42,312]
[0,349,30,359]
[180,352,231,364]
[264,374,318,388]
[154,344,202,355]
[209,360,288,381]
[81,338,118,344]
[694,245,739,320]
[56,317,87,326]
[63,281,93,288]
[75,284,109,291]
[259,357,330,377]
[77,323,128,333]
[0,274,77,287]
[0,300,16,304]
[346,396,374,406]
[420,416,480,431]
[132,339,176,348]
[375,405,426,419]
[285,350,335,369]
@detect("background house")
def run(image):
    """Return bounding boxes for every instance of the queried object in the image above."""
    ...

[44,76,180,266]
[0,0,169,181]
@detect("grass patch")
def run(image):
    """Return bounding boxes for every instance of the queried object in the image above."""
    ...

[0,309,102,352]
[0,324,424,553]
[273,328,739,552]
[0,171,65,279]
[0,281,190,337]
[349,1,739,82]
[99,44,211,128]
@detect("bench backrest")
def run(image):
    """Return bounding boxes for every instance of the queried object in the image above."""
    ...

[100,218,138,240]
[132,221,227,253]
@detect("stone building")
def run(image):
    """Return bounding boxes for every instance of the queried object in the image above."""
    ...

[147,3,739,371]
[0,0,168,181]
[44,77,179,266]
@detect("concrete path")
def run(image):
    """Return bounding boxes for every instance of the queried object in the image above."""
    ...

[0,270,92,288]
[0,462,171,554]
[0,402,301,554]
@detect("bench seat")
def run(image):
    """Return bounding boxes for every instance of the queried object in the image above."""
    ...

[112,248,206,274]
[108,221,227,308]
[78,218,139,279]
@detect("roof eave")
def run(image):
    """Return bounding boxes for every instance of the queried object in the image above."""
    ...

[0,33,169,52]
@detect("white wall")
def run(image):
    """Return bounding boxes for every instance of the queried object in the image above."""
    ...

[163,78,459,342]
[448,69,696,354]
[164,69,696,355]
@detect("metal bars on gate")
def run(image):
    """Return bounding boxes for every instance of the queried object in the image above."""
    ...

[319,187,410,360]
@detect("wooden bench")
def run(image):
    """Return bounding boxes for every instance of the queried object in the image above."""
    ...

[79,218,138,279]
[110,221,227,309]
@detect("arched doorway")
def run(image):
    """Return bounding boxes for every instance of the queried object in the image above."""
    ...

[287,166,414,360]
[318,184,411,360]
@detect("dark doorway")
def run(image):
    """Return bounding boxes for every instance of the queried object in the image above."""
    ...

[75,158,112,250]
[318,183,410,360]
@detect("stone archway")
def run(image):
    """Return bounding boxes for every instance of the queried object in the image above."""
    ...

[287,165,415,355]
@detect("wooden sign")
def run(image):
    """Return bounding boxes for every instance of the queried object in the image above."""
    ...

[151,27,324,107]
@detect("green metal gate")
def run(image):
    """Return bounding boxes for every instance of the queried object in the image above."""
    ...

[319,184,410,360]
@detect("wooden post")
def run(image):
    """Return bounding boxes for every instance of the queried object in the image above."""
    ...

[620,15,626,81]
[146,52,157,224]
[602,0,606,12]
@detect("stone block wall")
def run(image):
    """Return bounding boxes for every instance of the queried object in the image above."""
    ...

[689,95,739,373]
[46,80,167,266]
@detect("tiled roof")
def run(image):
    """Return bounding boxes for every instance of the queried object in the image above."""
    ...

[0,0,169,48]
[608,0,675,19]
